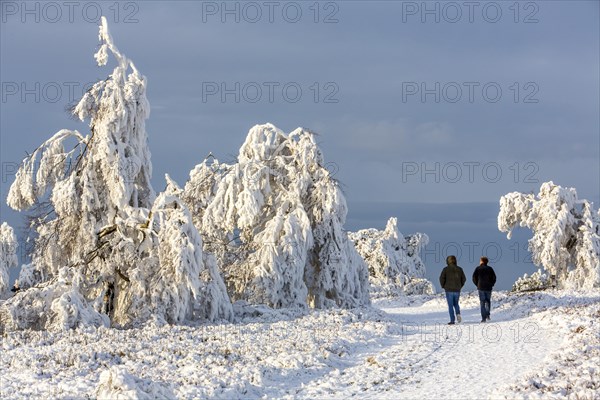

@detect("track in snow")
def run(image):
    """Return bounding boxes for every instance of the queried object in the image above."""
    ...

[293,293,565,399]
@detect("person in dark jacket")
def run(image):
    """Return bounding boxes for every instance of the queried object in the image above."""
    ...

[439,255,466,325]
[472,256,497,322]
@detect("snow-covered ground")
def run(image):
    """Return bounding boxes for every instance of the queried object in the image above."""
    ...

[1,290,598,399]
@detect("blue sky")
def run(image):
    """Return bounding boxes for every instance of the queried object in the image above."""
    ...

[1,1,599,290]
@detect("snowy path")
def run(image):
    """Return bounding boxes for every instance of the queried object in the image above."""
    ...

[294,293,566,399]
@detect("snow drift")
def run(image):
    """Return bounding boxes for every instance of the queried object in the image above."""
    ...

[95,366,175,400]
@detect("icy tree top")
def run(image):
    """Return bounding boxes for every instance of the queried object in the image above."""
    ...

[8,16,154,216]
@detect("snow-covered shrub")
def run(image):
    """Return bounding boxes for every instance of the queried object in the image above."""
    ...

[96,366,175,400]
[16,263,43,289]
[0,222,18,294]
[404,278,436,296]
[0,267,108,332]
[349,217,434,297]
[196,253,235,321]
[499,181,600,289]
[512,269,552,292]
[183,124,370,309]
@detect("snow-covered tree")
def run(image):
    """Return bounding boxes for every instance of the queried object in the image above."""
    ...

[349,217,434,297]
[8,22,154,278]
[1,18,231,330]
[183,124,370,309]
[4,16,155,328]
[7,16,153,281]
[498,181,600,289]
[148,176,232,323]
[0,223,18,295]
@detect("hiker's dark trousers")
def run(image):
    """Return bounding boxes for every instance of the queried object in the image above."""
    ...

[478,290,492,320]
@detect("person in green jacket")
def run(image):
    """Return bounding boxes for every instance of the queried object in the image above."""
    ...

[439,255,467,325]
